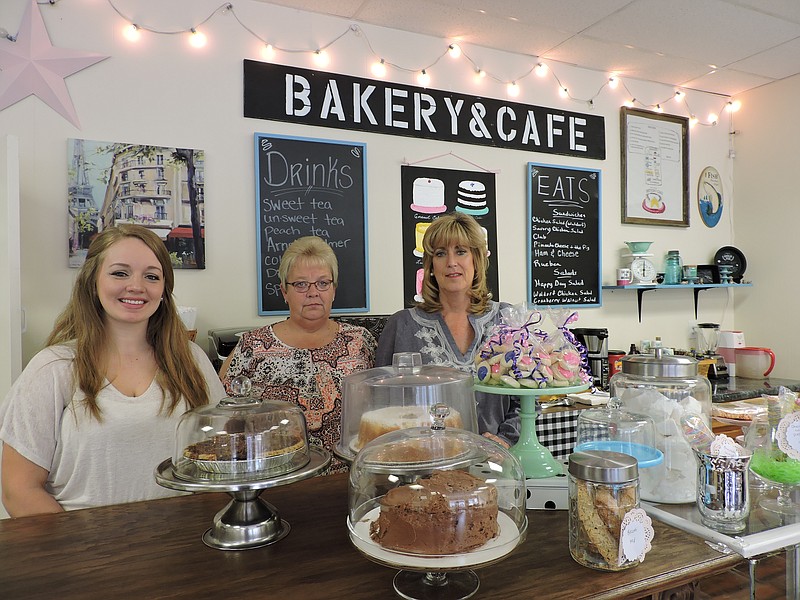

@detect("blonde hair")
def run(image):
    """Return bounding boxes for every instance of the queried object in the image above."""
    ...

[418,212,491,314]
[48,224,211,420]
[278,236,338,286]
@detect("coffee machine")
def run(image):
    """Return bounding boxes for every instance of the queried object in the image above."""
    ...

[694,322,729,380]
[571,327,609,389]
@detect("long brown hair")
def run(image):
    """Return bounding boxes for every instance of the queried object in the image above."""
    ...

[48,224,211,419]
[418,212,491,314]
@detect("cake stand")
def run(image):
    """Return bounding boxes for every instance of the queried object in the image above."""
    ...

[474,382,589,478]
[349,507,527,600]
[155,445,330,550]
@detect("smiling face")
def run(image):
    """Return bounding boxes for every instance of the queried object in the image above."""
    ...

[431,242,475,297]
[96,237,165,328]
[281,259,336,323]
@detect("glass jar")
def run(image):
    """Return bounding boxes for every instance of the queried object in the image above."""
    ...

[568,450,640,571]
[663,250,683,285]
[609,348,712,503]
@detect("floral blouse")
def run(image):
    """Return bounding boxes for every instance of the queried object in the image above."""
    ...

[222,322,376,475]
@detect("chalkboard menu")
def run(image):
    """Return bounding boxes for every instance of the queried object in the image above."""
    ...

[527,163,601,307]
[255,133,368,315]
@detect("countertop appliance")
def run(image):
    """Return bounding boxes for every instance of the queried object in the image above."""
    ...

[207,327,255,370]
[694,323,728,381]
[571,327,609,389]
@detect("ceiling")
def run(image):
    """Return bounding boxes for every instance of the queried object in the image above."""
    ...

[259,0,800,97]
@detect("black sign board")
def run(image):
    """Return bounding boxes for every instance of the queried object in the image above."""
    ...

[244,60,606,160]
[254,133,368,314]
[527,163,601,307]
[400,166,499,306]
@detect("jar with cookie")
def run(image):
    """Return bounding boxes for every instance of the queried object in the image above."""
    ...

[568,450,654,571]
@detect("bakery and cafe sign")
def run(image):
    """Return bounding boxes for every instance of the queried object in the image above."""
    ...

[244,60,606,160]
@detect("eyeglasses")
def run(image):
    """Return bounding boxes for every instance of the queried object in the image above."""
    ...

[285,280,334,292]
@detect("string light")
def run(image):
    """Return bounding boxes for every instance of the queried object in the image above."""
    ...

[189,28,206,48]
[312,49,329,67]
[417,69,430,87]
[371,58,387,78]
[689,115,699,127]
[22,0,737,122]
[123,23,140,42]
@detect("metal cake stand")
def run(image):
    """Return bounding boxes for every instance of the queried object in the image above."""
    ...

[155,445,330,550]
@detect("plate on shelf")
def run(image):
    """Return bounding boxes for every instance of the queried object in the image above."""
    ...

[714,246,746,282]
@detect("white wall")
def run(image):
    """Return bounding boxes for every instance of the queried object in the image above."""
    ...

[0,135,22,520]
[733,75,800,379]
[0,0,739,363]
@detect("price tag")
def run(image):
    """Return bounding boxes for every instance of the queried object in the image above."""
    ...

[777,412,800,460]
[618,508,654,565]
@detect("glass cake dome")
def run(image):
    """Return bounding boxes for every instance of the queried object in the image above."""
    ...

[347,404,527,599]
[172,376,311,483]
[336,352,478,463]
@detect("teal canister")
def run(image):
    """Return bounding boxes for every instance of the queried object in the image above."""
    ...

[663,250,683,285]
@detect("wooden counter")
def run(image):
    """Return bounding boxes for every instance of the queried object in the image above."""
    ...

[0,473,742,600]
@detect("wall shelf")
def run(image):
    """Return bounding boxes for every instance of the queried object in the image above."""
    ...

[601,283,753,322]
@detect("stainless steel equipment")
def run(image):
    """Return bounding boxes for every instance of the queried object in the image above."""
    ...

[694,322,729,380]
[571,327,609,389]
[207,326,255,370]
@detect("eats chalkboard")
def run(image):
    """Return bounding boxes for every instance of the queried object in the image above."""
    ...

[527,163,601,307]
[255,133,368,315]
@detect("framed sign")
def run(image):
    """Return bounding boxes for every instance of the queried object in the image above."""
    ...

[621,107,689,227]
[528,163,601,307]
[254,133,369,315]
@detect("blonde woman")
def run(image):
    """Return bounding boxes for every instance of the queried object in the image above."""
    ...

[0,225,225,517]
[221,236,376,474]
[376,212,518,447]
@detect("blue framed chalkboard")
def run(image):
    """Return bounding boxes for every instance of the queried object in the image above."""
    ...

[527,163,602,308]
[254,133,369,315]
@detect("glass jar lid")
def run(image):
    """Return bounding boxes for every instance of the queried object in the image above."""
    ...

[568,450,639,484]
[620,347,698,378]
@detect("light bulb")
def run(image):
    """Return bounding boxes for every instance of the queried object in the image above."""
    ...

[123,23,141,42]
[474,68,486,82]
[608,76,619,89]
[654,104,663,113]
[689,115,699,127]
[189,28,207,48]
[726,100,741,113]
[371,59,387,78]
[418,69,430,86]
[261,43,275,60]
[708,112,718,124]
[559,86,568,98]
[535,63,548,77]
[313,50,330,67]
[507,82,520,97]
[674,90,684,102]
[448,43,462,59]
[623,98,635,108]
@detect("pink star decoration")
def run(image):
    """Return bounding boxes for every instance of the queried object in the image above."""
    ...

[0,0,108,128]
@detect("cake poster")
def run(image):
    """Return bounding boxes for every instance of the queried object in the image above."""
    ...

[400,166,499,306]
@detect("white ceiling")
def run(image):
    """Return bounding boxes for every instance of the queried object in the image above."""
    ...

[259,0,800,97]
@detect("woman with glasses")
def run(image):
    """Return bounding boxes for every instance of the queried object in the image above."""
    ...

[220,236,376,474]
[376,212,519,448]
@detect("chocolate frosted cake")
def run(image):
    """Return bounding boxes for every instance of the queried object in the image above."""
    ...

[369,470,498,555]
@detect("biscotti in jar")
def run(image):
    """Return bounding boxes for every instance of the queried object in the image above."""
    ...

[568,450,641,571]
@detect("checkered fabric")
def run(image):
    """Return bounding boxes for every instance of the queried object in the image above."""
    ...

[536,408,581,459]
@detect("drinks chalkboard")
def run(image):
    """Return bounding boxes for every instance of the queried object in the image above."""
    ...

[527,163,601,307]
[255,133,368,315]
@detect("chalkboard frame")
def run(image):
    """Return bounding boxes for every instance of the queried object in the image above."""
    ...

[527,162,602,308]
[254,132,369,316]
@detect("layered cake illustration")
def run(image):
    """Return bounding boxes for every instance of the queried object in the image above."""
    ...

[455,180,488,215]
[413,222,431,257]
[411,178,447,213]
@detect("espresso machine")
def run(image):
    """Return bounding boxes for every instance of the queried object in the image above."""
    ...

[694,322,729,380]
[571,327,609,389]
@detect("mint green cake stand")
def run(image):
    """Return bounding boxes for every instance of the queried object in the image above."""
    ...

[474,382,589,479]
